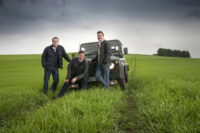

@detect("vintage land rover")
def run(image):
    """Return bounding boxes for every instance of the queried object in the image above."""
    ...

[78,39,129,90]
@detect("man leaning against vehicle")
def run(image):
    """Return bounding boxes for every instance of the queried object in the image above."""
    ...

[91,31,111,89]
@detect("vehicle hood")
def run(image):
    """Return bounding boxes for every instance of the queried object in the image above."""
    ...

[111,56,120,61]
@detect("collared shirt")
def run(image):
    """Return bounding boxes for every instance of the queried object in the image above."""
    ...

[99,39,104,43]
[52,46,57,52]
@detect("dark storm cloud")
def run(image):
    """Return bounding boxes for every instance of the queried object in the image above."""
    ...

[0,0,200,57]
[187,10,200,19]
[0,0,199,31]
[0,0,85,33]
[173,0,200,7]
[0,0,199,32]
[0,0,4,7]
[0,0,198,19]
[172,0,200,20]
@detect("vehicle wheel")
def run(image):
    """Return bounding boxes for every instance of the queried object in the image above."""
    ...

[118,72,126,91]
[125,68,128,83]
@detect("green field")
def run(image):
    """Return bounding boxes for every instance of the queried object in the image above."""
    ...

[0,54,199,133]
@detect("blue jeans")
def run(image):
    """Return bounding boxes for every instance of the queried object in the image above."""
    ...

[95,63,110,88]
[43,67,59,94]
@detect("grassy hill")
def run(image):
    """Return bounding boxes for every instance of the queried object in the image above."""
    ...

[0,54,199,133]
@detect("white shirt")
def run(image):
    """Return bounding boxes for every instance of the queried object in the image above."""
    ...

[52,47,57,52]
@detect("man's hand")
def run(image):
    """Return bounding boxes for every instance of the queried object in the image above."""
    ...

[64,79,69,83]
[71,77,77,83]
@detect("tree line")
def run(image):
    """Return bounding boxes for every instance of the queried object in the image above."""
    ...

[156,48,191,58]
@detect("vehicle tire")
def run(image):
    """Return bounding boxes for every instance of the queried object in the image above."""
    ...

[118,71,126,91]
[125,67,128,83]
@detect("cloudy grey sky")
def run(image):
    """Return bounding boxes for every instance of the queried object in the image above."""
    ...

[0,0,200,57]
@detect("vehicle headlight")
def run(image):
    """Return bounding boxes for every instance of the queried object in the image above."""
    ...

[110,62,115,69]
[81,47,85,51]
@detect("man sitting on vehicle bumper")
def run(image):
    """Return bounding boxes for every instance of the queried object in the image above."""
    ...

[56,51,89,97]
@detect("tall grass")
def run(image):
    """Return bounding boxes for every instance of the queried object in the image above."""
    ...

[0,55,123,133]
[0,54,200,133]
[1,88,123,133]
[117,55,200,133]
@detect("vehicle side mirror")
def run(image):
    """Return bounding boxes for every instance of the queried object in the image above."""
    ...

[72,53,76,59]
[124,47,128,55]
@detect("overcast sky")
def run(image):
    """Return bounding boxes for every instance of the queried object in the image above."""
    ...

[0,0,200,57]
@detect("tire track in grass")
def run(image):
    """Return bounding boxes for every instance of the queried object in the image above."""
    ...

[116,76,144,133]
[114,54,145,133]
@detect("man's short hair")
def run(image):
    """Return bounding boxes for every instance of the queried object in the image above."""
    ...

[52,37,59,42]
[97,31,104,36]
[78,50,85,55]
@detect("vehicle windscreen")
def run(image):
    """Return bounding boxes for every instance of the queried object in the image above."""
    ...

[109,41,123,57]
[80,43,98,58]
[80,40,123,58]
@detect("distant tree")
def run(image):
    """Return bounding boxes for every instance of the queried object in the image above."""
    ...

[169,49,174,57]
[157,48,163,56]
[185,51,191,58]
[157,48,191,58]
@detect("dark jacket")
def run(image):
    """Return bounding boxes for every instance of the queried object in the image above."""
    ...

[41,45,71,69]
[66,57,89,81]
[93,40,111,64]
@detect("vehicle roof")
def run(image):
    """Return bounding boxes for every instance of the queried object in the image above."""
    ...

[80,39,123,46]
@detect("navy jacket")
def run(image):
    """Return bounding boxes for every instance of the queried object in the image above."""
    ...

[42,45,71,69]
